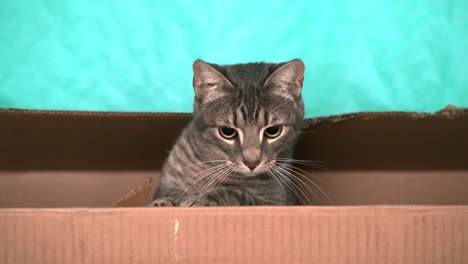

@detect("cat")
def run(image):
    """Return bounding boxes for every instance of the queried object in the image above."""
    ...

[152,59,305,206]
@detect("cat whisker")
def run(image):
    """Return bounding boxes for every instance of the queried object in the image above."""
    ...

[275,158,329,164]
[266,169,286,203]
[176,164,226,201]
[205,168,230,194]
[226,169,239,186]
[269,169,300,205]
[197,167,234,202]
[181,160,226,171]
[276,164,333,205]
[199,166,232,197]
[276,161,328,170]
[275,158,329,170]
[272,165,315,205]
[197,167,228,196]
[275,165,323,204]
[299,129,321,134]
[218,168,235,190]
[194,171,224,202]
[190,164,226,185]
[275,162,323,180]
[273,167,313,205]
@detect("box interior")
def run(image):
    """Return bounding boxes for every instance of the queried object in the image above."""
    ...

[1,107,467,207]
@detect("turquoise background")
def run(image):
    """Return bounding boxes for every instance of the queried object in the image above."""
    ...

[1,0,467,117]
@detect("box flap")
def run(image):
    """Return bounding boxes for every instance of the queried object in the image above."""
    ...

[1,106,467,170]
[1,106,467,207]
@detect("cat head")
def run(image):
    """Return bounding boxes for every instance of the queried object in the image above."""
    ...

[191,59,305,177]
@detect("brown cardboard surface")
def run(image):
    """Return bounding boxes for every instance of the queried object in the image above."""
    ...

[0,206,467,264]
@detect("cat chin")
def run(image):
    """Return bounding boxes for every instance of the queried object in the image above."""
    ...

[241,171,259,178]
[235,168,268,178]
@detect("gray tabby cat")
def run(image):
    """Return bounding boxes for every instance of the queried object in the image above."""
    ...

[152,59,305,206]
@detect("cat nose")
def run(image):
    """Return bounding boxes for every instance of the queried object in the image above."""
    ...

[244,160,260,171]
[242,147,261,171]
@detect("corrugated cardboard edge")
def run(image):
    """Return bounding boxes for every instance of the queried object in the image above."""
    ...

[113,178,154,207]
[0,206,466,264]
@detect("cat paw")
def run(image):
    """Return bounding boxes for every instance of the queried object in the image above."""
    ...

[179,197,217,207]
[179,197,204,207]
[151,197,175,207]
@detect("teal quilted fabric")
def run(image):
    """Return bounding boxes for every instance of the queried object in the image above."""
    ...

[1,0,467,117]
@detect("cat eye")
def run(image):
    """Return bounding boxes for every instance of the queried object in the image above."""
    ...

[264,125,282,138]
[219,126,237,139]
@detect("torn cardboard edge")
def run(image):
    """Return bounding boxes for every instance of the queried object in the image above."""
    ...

[304,104,468,127]
[113,177,154,207]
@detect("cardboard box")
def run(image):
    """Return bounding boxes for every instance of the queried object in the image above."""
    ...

[1,106,467,263]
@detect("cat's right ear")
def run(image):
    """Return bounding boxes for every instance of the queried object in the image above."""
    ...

[193,60,233,103]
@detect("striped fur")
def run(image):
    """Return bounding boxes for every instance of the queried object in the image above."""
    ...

[152,59,305,206]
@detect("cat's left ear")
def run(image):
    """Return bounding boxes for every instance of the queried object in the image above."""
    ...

[264,59,305,99]
[193,60,234,103]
